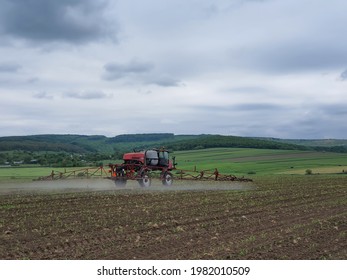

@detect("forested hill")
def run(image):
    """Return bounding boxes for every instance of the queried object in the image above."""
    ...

[0,135,106,153]
[0,133,346,154]
[0,134,192,153]
[252,137,347,153]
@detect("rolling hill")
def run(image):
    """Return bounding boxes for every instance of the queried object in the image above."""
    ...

[0,133,346,154]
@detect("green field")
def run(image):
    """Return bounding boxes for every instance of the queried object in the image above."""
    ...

[174,148,347,176]
[1,148,347,181]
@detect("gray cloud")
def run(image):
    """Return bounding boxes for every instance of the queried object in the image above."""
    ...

[231,103,285,112]
[274,102,347,138]
[0,0,117,44]
[33,91,54,100]
[319,103,347,116]
[292,117,346,139]
[103,60,154,80]
[0,62,21,72]
[219,1,347,75]
[26,77,39,84]
[226,86,269,94]
[147,75,182,87]
[228,42,347,74]
[103,60,181,87]
[195,102,286,112]
[63,91,110,100]
[340,69,347,81]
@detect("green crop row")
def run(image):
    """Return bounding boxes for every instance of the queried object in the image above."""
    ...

[173,148,347,176]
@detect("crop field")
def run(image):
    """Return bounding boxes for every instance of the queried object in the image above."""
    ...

[174,148,347,175]
[0,148,346,260]
[1,148,347,181]
[0,175,346,260]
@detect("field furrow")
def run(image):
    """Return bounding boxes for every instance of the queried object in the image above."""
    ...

[0,175,346,259]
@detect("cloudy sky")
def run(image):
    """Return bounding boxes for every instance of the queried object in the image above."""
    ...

[0,0,347,139]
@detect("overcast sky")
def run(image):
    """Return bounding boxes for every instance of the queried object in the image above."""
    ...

[0,0,347,139]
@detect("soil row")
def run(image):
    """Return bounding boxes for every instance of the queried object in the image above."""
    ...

[0,175,346,259]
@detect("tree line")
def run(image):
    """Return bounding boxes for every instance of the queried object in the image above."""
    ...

[164,135,309,151]
[0,151,119,168]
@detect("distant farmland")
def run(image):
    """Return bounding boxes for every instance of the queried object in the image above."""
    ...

[1,148,347,181]
[174,148,347,176]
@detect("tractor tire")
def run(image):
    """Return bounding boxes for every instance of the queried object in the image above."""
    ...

[162,172,173,186]
[138,172,151,187]
[114,178,127,187]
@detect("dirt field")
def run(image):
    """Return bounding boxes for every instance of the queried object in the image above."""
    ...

[0,175,346,259]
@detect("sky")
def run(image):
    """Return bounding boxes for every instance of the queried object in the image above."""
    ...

[0,0,347,139]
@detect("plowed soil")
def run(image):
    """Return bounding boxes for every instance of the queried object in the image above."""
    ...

[0,175,346,259]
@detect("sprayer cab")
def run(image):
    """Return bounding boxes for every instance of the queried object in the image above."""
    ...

[123,149,174,169]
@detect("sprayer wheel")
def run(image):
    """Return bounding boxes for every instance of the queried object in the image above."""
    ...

[138,172,151,187]
[114,178,127,187]
[162,172,173,186]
